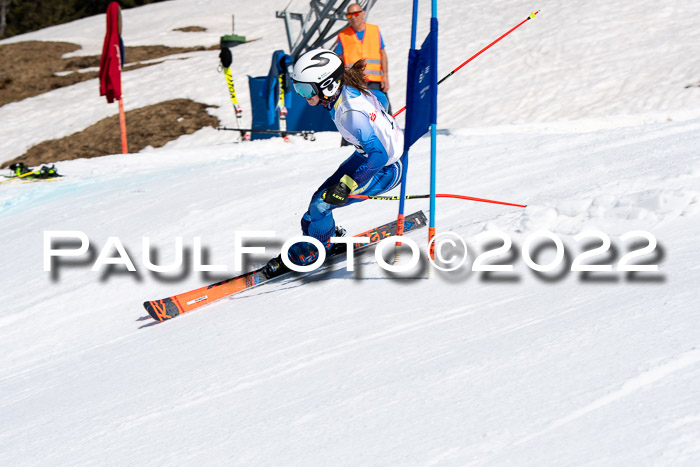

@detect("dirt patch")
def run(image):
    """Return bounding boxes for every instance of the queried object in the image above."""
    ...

[0,40,216,107]
[2,40,225,169]
[1,41,83,106]
[2,98,220,168]
[174,26,207,32]
[124,44,217,63]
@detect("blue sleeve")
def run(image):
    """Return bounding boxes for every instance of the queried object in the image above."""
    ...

[339,111,389,188]
[334,39,343,56]
[380,32,385,49]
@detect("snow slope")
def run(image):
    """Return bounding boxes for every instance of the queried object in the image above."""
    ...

[1,0,700,465]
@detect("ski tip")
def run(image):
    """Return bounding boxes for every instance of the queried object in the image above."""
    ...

[143,301,164,321]
[143,298,180,322]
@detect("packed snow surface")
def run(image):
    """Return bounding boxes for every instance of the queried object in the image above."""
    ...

[1,0,699,465]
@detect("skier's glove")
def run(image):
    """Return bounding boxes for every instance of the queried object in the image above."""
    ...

[322,175,358,206]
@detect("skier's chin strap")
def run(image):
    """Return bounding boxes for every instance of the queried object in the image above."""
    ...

[321,88,341,110]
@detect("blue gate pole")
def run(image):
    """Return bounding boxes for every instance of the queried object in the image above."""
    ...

[428,1,438,260]
[395,0,420,248]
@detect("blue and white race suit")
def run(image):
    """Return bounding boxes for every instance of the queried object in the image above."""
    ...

[294,85,404,262]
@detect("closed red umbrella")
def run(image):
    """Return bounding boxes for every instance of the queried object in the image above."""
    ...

[99,2,128,153]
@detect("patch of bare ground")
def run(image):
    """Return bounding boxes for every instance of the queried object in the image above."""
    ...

[174,26,207,32]
[0,40,216,107]
[2,98,219,168]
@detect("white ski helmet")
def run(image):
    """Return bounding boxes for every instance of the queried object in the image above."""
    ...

[292,48,344,100]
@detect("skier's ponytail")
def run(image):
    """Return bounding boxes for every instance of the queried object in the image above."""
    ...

[341,60,371,96]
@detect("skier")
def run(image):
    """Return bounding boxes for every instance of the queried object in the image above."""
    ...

[264,48,404,277]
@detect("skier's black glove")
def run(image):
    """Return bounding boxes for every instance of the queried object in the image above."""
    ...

[322,175,358,206]
[323,182,351,205]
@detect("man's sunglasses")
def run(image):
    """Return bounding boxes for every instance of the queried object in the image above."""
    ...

[346,10,363,19]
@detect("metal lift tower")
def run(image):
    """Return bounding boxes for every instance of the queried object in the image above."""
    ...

[277,0,378,60]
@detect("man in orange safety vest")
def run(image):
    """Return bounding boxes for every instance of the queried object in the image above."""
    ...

[335,2,391,112]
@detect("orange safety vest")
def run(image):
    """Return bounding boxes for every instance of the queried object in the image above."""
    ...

[338,23,383,83]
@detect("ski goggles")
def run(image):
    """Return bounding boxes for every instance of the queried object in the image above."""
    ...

[293,81,319,99]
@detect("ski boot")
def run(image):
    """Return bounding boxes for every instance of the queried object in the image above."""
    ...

[263,226,346,279]
[262,255,289,279]
[9,162,31,178]
[262,244,319,278]
[37,165,59,179]
[328,225,347,255]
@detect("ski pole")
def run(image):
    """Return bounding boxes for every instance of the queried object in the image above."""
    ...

[392,0,421,262]
[349,193,526,208]
[220,46,248,140]
[217,126,316,140]
[393,10,539,118]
